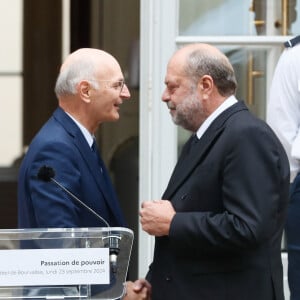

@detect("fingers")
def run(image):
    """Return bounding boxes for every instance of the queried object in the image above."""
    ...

[141,200,154,208]
[139,200,175,236]
[133,279,152,293]
[124,279,152,300]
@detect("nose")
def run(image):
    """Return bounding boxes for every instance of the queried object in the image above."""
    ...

[161,88,170,102]
[120,83,131,99]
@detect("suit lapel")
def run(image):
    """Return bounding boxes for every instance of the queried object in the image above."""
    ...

[53,108,125,225]
[75,133,125,223]
[163,101,248,199]
[163,126,224,199]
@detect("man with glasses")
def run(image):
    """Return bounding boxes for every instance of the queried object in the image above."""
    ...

[18,48,151,300]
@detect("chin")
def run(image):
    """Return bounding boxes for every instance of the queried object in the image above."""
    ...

[111,114,120,122]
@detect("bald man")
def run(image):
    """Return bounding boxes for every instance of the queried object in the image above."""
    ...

[18,48,130,229]
[140,43,290,300]
[18,48,150,299]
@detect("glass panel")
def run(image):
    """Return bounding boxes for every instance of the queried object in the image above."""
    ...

[179,0,253,36]
[289,0,300,35]
[254,0,300,36]
[179,0,300,36]
[229,47,267,120]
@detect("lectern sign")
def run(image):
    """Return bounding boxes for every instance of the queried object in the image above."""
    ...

[0,248,110,286]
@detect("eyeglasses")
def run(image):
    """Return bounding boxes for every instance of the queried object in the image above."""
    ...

[96,80,126,95]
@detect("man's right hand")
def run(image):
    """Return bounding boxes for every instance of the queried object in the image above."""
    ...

[123,279,152,300]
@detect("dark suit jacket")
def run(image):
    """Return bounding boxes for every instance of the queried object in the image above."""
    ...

[18,107,126,229]
[146,101,290,300]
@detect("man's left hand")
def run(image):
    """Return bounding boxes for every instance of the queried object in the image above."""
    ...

[140,200,175,236]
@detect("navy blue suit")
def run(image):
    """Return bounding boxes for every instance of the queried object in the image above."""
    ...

[18,107,126,229]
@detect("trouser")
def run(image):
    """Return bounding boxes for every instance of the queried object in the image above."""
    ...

[286,173,300,300]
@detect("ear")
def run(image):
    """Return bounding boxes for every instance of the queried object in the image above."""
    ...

[78,80,91,103]
[198,75,213,99]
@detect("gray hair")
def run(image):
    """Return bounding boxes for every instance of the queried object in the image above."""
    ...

[54,59,99,98]
[184,49,237,97]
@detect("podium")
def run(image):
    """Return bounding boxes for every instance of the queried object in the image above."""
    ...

[0,227,133,299]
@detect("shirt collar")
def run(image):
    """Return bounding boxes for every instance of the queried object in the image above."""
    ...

[65,112,94,148]
[196,95,238,139]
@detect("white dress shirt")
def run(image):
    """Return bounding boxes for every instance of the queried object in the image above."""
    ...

[267,44,300,182]
[66,112,94,148]
[196,95,238,140]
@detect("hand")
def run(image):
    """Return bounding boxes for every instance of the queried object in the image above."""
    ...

[140,200,176,236]
[123,279,152,300]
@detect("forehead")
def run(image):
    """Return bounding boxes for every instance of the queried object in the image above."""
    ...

[165,51,187,80]
[97,59,123,80]
[164,61,187,85]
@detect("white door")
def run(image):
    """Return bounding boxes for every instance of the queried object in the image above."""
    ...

[139,1,300,297]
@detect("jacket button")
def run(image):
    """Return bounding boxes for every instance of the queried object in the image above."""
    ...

[165,276,172,282]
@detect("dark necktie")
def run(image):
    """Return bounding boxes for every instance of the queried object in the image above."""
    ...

[179,133,199,160]
[91,139,126,226]
[190,133,199,148]
[91,139,104,173]
[163,133,199,196]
